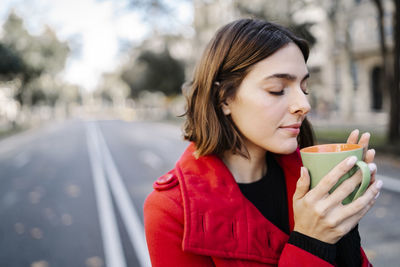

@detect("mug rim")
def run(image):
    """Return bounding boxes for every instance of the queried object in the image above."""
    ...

[300,143,363,153]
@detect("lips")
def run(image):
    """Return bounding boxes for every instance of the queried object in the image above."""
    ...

[280,123,302,135]
[280,123,302,129]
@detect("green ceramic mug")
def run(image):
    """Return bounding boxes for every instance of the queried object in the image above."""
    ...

[300,143,371,205]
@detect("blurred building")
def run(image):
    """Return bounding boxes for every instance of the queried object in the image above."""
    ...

[190,0,394,125]
[303,0,394,125]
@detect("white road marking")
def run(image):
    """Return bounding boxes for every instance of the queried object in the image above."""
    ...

[377,174,400,193]
[86,124,127,267]
[94,124,151,267]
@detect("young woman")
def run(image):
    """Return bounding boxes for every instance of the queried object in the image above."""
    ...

[144,18,380,266]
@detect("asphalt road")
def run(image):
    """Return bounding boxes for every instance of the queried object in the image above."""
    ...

[0,119,398,266]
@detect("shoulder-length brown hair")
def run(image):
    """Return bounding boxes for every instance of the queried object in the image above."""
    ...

[183,18,315,157]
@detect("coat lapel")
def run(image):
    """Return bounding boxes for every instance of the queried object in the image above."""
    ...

[175,143,302,264]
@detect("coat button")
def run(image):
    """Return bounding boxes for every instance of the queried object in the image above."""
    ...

[156,173,174,185]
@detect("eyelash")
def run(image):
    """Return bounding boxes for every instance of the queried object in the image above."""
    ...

[269,91,285,96]
[269,88,309,96]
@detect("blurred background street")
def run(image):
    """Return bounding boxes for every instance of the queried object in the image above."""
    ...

[0,0,399,266]
[0,119,399,267]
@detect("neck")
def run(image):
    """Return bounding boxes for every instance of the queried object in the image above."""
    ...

[222,143,267,184]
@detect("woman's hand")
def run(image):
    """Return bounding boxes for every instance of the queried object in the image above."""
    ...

[292,130,381,244]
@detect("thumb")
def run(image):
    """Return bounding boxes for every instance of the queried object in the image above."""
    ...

[293,167,310,200]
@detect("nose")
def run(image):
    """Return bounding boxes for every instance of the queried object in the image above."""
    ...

[289,87,311,115]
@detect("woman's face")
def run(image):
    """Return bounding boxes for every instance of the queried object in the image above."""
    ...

[223,42,311,155]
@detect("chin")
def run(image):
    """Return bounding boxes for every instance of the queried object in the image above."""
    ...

[273,140,298,155]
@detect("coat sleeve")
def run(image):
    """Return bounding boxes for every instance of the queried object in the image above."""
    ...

[278,244,372,266]
[143,189,214,267]
[278,243,335,266]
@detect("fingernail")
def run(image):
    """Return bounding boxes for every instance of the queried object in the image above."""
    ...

[370,149,376,155]
[363,132,371,138]
[376,180,383,189]
[368,163,377,172]
[301,167,306,177]
[347,156,357,166]
[374,192,380,200]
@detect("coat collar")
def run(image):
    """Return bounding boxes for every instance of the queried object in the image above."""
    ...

[175,143,303,264]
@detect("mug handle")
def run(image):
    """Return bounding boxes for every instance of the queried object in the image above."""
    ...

[352,161,371,201]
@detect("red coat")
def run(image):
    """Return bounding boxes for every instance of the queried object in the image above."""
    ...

[144,143,372,266]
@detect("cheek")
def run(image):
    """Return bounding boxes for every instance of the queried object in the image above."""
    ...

[231,97,285,134]
[258,99,288,126]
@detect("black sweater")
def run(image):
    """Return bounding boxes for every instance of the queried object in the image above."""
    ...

[237,152,361,266]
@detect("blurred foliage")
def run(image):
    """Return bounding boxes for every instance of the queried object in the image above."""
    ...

[125,0,190,24]
[127,0,171,14]
[100,90,113,104]
[121,49,185,98]
[0,43,25,78]
[96,73,130,106]
[0,12,70,106]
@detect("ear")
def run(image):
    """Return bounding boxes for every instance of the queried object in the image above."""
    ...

[221,101,231,115]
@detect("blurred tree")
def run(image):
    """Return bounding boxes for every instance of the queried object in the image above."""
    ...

[371,0,390,99]
[0,12,41,105]
[389,0,400,142]
[127,0,171,15]
[371,0,400,142]
[0,12,70,106]
[121,49,185,98]
[96,72,130,106]
[0,43,25,79]
[372,0,391,84]
[30,88,48,106]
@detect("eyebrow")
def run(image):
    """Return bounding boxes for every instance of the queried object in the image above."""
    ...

[265,73,310,82]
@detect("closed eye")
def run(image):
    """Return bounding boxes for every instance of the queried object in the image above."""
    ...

[269,90,285,96]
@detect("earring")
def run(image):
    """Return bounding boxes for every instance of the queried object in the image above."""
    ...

[221,101,231,115]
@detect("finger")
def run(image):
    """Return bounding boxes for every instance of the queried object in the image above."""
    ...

[368,162,377,176]
[328,179,381,232]
[338,179,381,230]
[312,156,359,199]
[369,162,377,185]
[293,167,311,200]
[326,162,377,206]
[326,169,363,205]
[370,174,376,185]
[358,132,371,158]
[364,149,376,186]
[342,179,382,216]
[335,196,377,236]
[364,149,375,164]
[346,129,359,144]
